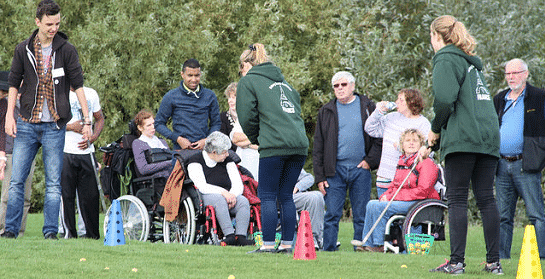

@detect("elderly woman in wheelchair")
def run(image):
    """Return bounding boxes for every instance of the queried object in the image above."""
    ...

[354,129,440,252]
[186,131,254,246]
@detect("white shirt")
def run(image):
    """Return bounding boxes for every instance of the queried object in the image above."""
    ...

[64,87,101,154]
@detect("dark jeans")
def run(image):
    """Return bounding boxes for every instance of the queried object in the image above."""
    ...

[323,164,371,251]
[445,152,500,264]
[258,155,306,246]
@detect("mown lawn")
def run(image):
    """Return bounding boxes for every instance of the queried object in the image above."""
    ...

[0,214,540,278]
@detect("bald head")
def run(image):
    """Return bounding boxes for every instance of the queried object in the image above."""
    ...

[505,58,529,93]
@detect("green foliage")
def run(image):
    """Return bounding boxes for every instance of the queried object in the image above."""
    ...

[1,0,544,219]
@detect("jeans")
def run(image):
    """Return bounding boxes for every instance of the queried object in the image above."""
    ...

[4,120,65,236]
[445,153,500,264]
[362,200,415,247]
[323,164,371,251]
[496,158,545,258]
[258,155,306,246]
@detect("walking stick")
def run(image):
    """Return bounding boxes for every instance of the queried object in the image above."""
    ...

[89,146,107,214]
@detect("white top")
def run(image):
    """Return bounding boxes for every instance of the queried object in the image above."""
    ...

[365,110,431,182]
[64,87,101,155]
[187,151,244,196]
[138,134,167,149]
[231,120,260,181]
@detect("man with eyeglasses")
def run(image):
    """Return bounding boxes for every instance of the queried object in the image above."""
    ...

[493,58,545,259]
[313,71,382,251]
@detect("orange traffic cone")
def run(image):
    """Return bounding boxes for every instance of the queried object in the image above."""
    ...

[517,225,542,278]
[293,210,316,260]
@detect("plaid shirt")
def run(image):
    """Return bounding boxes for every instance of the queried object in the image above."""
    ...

[25,36,59,123]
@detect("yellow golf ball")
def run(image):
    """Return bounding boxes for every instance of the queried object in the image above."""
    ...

[228,275,235,279]
[401,265,407,268]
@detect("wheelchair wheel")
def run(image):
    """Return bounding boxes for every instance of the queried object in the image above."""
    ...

[103,195,150,242]
[401,199,447,250]
[163,197,196,244]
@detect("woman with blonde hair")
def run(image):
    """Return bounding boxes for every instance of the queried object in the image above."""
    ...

[426,15,502,274]
[237,43,309,253]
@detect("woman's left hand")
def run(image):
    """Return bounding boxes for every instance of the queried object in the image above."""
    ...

[222,191,237,209]
[427,131,440,148]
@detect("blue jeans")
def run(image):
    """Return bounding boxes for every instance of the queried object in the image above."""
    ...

[5,120,65,236]
[323,164,371,251]
[496,158,545,259]
[362,200,415,247]
[258,155,306,246]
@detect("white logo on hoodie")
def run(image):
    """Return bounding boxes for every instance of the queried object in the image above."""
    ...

[468,65,490,100]
[270,82,295,113]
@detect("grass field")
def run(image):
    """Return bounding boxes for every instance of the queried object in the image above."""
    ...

[0,214,541,278]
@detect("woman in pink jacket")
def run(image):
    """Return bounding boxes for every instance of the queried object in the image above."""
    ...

[356,128,439,252]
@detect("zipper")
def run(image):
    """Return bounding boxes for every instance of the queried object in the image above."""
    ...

[26,44,39,121]
[52,51,57,119]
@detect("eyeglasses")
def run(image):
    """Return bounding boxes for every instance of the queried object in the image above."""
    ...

[504,70,526,76]
[333,82,349,88]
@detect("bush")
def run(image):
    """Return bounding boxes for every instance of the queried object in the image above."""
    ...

[1,0,543,223]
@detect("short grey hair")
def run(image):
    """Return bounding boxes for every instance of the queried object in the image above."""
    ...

[506,58,528,72]
[204,131,232,154]
[331,71,356,86]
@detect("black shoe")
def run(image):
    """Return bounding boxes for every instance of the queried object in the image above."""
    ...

[221,234,237,246]
[236,235,255,246]
[276,246,293,254]
[1,231,16,239]
[44,232,59,240]
[246,247,277,254]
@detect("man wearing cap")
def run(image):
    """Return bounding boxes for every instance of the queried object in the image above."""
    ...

[155,58,221,150]
[2,0,91,240]
[0,71,36,237]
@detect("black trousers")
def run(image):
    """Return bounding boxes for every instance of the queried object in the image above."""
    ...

[61,153,100,239]
[445,152,500,264]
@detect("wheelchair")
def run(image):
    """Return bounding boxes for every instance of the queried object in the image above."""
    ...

[162,151,262,245]
[383,164,448,254]
[100,125,261,244]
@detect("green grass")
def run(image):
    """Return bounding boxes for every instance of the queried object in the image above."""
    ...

[0,214,541,278]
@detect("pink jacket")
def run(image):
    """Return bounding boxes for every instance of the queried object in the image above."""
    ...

[380,153,440,201]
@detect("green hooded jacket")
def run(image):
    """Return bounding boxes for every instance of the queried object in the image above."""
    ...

[236,62,309,158]
[431,44,500,161]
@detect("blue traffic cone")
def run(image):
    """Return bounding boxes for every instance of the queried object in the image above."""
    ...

[104,199,126,246]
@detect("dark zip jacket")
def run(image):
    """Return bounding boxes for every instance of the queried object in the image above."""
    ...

[312,93,382,183]
[8,29,84,127]
[494,83,545,172]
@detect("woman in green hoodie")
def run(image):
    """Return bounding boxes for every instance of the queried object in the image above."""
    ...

[237,43,309,253]
[426,16,503,275]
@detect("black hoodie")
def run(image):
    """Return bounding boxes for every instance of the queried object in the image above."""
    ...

[8,29,84,127]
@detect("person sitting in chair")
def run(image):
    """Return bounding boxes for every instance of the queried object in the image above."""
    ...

[186,131,254,246]
[132,109,174,179]
[355,129,440,252]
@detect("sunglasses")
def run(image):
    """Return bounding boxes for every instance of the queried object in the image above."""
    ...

[333,82,349,88]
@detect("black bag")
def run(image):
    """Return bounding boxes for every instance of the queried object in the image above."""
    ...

[100,166,120,200]
[144,148,173,163]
